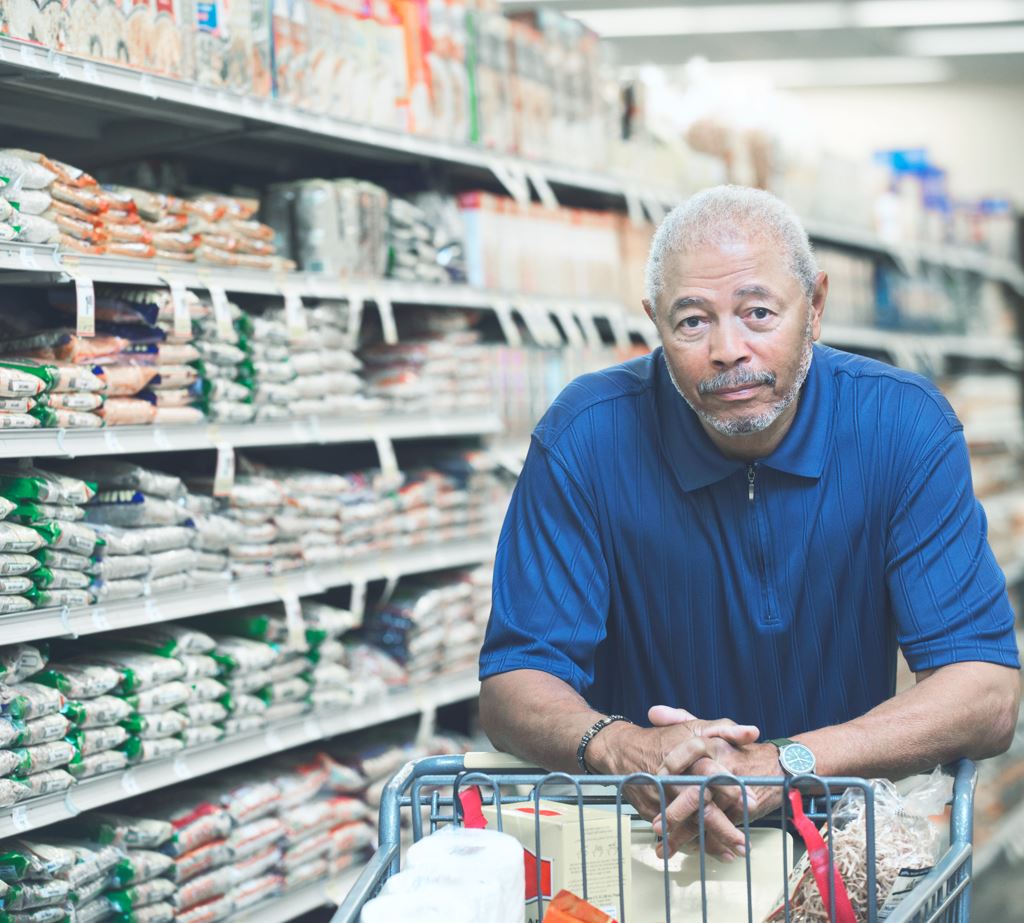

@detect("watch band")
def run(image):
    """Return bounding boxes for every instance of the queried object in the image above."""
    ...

[576,715,631,773]
[769,738,795,750]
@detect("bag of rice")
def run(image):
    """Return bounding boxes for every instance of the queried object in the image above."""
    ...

[117,626,215,658]
[0,524,46,555]
[88,526,147,557]
[0,576,36,596]
[172,865,235,913]
[223,670,273,697]
[208,639,277,676]
[9,502,86,525]
[1,877,70,911]
[1,684,65,721]
[257,678,308,706]
[67,748,130,780]
[0,469,95,506]
[176,702,226,726]
[15,714,70,747]
[84,494,193,529]
[173,893,233,923]
[71,814,173,850]
[219,694,265,717]
[106,876,177,913]
[10,740,77,777]
[108,849,174,889]
[119,900,175,922]
[28,588,93,609]
[0,555,42,577]
[228,872,281,911]
[63,695,133,729]
[66,725,128,757]
[121,711,188,740]
[0,840,77,881]
[33,550,89,572]
[74,653,185,695]
[46,462,185,502]
[0,596,34,615]
[46,841,121,888]
[180,658,220,682]
[122,681,190,715]
[0,645,47,685]
[179,725,223,748]
[90,578,146,602]
[87,555,149,580]
[226,818,284,862]
[122,737,185,764]
[171,841,231,885]
[68,873,108,905]
[33,664,121,699]
[27,521,99,556]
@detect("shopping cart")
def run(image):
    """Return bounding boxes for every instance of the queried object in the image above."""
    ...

[333,753,976,923]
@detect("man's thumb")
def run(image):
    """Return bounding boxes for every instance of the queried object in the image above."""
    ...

[648,704,697,726]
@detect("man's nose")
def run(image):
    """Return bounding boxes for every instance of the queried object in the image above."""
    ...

[708,320,751,368]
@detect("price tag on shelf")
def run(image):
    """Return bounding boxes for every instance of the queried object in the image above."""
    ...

[265,727,284,752]
[90,609,110,633]
[139,73,158,99]
[375,296,398,345]
[302,716,322,741]
[82,61,98,83]
[344,292,364,350]
[168,280,192,339]
[18,246,39,271]
[555,306,585,348]
[212,443,235,498]
[577,310,603,349]
[493,300,522,348]
[208,285,233,341]
[609,311,632,351]
[52,53,69,79]
[349,580,368,626]
[625,189,646,229]
[226,583,242,607]
[153,428,172,451]
[172,754,192,781]
[526,167,559,210]
[19,43,34,67]
[373,433,399,478]
[63,791,80,817]
[121,770,141,796]
[143,597,159,622]
[642,196,668,225]
[488,158,531,208]
[103,429,125,453]
[74,275,95,337]
[283,290,308,343]
[281,592,308,652]
[10,806,30,832]
[58,605,77,639]
[379,567,401,608]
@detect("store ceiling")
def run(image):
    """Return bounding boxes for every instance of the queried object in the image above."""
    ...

[499,0,1024,86]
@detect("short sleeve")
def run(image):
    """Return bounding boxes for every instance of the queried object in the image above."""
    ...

[886,430,1020,672]
[479,436,610,692]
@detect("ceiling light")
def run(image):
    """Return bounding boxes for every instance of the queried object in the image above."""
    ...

[701,56,953,87]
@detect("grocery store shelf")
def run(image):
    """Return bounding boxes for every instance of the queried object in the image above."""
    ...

[0,411,502,460]
[0,671,481,838]
[821,324,1023,371]
[974,798,1024,878]
[804,219,1024,295]
[0,38,676,210]
[231,865,364,923]
[2,539,496,645]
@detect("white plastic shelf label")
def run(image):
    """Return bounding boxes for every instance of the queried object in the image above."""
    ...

[625,189,646,229]
[169,281,192,339]
[555,306,585,348]
[75,276,95,337]
[526,167,559,210]
[577,310,602,349]
[349,580,368,626]
[18,246,39,271]
[373,433,399,478]
[213,443,235,497]
[375,295,398,345]
[493,301,522,348]
[345,294,364,350]
[281,592,307,652]
[609,312,632,350]
[489,159,531,208]
[10,806,30,832]
[283,290,308,343]
[121,769,141,796]
[209,285,233,341]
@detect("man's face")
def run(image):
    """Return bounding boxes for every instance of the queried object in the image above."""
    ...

[645,236,826,441]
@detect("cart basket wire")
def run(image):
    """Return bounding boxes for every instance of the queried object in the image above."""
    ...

[333,754,976,923]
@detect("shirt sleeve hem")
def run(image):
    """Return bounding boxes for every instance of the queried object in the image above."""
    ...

[478,655,585,692]
[902,647,1021,674]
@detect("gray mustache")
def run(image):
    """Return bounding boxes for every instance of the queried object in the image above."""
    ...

[698,368,777,395]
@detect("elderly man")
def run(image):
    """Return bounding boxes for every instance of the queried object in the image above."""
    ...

[478,185,1021,859]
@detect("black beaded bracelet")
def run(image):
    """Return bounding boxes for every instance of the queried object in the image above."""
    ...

[576,714,631,773]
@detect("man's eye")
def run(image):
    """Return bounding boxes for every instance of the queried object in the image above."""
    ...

[750,308,772,320]
[681,317,703,328]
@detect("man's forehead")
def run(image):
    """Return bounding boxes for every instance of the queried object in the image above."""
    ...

[662,238,800,304]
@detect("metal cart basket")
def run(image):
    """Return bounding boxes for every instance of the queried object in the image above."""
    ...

[334,753,976,923]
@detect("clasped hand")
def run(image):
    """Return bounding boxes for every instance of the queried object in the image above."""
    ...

[623,705,779,861]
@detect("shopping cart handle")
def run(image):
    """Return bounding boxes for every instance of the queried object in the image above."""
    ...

[463,751,541,771]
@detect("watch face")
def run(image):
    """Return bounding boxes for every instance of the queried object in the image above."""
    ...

[780,743,816,775]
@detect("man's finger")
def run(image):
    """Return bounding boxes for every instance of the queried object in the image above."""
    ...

[648,704,698,726]
[693,721,760,745]
[659,796,748,860]
[657,736,711,776]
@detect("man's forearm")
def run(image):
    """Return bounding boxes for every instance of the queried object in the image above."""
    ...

[479,669,607,774]
[771,662,1020,780]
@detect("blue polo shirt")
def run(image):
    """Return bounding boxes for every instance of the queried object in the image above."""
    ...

[480,345,1019,740]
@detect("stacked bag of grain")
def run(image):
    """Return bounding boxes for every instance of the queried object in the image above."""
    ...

[0,466,101,612]
[191,298,255,426]
[186,195,294,273]
[0,643,78,809]
[237,309,298,424]
[0,355,105,431]
[385,197,449,285]
[360,310,491,415]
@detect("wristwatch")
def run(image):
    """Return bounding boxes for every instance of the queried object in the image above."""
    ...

[769,738,817,776]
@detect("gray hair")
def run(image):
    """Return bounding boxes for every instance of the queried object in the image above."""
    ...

[644,185,818,314]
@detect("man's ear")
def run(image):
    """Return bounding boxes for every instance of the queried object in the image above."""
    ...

[643,299,657,325]
[810,272,828,341]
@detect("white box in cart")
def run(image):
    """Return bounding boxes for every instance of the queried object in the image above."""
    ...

[482,799,631,923]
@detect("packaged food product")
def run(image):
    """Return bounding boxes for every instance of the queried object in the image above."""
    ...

[0,469,96,505]
[280,830,332,871]
[109,849,175,889]
[72,814,174,849]
[282,855,328,889]
[146,549,198,579]
[1,684,66,721]
[123,737,185,764]
[122,681,191,714]
[0,555,42,577]
[71,898,115,923]
[34,550,89,571]
[172,841,231,885]
[66,724,128,756]
[225,817,285,862]
[121,711,189,740]
[10,740,77,777]
[177,702,227,726]
[208,639,277,676]
[0,596,34,615]
[29,588,93,610]
[0,750,24,777]
[173,894,233,923]
[27,520,99,556]
[0,720,19,749]
[257,678,308,706]
[0,840,77,880]
[120,900,174,922]
[18,768,74,799]
[47,840,121,887]
[220,694,265,717]
[0,778,31,807]
[14,714,70,747]
[67,749,130,780]
[228,871,281,910]
[97,399,158,426]
[117,626,215,658]
[0,904,68,923]
[328,819,375,856]
[145,573,192,596]
[68,874,107,906]
[84,495,193,529]
[178,725,223,748]
[106,877,177,913]
[171,865,235,912]
[88,527,147,557]
[0,645,47,685]
[0,366,48,399]
[34,664,121,699]
[63,695,133,729]
[0,524,45,555]
[75,653,185,694]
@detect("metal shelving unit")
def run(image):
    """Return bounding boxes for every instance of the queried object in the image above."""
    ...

[0,538,495,645]
[0,412,501,460]
[0,671,480,838]
[230,864,364,923]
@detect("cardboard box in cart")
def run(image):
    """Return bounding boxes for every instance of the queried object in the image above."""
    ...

[482,799,631,923]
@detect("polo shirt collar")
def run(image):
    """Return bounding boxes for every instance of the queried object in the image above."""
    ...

[654,343,834,492]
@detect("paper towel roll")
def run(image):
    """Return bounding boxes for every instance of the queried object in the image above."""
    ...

[362,826,524,923]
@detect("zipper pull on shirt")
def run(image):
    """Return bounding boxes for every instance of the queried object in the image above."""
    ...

[747,463,757,502]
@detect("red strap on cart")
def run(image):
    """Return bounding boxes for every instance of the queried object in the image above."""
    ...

[788,790,857,923]
[458,786,488,829]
